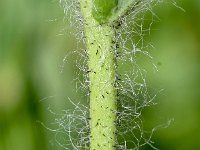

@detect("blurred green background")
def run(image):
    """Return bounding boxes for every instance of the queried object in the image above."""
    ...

[0,0,200,150]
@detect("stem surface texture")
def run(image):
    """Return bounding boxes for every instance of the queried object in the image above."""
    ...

[80,0,117,149]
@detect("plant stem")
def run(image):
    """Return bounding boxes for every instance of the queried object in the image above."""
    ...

[80,0,117,149]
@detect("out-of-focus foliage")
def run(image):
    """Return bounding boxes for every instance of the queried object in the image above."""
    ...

[0,0,77,150]
[0,0,200,150]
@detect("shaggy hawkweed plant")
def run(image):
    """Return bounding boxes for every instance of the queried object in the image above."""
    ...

[48,0,175,149]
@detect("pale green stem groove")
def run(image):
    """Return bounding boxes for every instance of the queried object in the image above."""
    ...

[80,0,117,149]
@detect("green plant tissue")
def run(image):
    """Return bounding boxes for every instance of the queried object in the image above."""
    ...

[92,0,118,23]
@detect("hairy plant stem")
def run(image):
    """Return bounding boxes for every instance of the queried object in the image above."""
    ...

[80,0,117,149]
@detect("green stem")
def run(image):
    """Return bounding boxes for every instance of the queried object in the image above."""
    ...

[80,0,117,149]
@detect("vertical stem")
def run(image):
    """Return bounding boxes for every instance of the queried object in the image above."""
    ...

[80,0,117,149]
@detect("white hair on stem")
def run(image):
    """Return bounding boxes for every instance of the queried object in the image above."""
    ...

[40,0,177,149]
